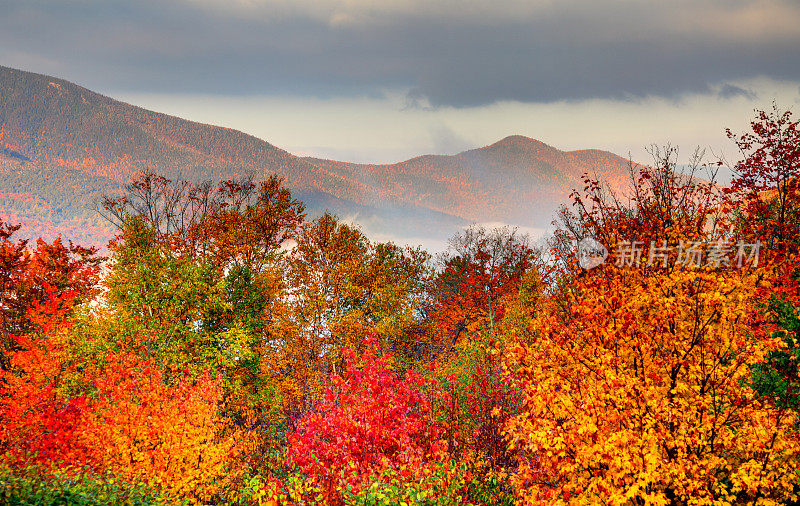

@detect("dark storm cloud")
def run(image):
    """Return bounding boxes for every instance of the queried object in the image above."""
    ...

[0,0,798,107]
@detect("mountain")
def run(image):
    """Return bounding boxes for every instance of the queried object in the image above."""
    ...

[0,65,635,247]
[310,136,633,225]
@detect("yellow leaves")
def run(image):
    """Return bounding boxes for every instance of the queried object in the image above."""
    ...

[217,324,255,368]
[503,265,800,505]
[266,213,430,410]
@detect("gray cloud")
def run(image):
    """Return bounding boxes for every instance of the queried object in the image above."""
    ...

[717,83,758,101]
[0,0,798,107]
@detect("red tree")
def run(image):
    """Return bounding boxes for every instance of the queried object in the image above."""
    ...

[0,218,103,368]
[727,104,800,251]
[429,226,536,348]
[0,289,97,471]
[287,342,446,502]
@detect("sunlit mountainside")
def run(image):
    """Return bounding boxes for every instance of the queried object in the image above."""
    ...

[0,65,634,245]
[309,136,633,225]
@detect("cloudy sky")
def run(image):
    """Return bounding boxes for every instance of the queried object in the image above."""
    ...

[1,0,799,164]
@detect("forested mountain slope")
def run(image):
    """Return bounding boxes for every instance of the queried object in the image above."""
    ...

[0,65,633,245]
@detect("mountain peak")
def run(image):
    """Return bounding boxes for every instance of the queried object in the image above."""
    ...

[482,135,558,152]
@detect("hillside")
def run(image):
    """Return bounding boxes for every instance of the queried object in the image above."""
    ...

[310,136,633,225]
[0,65,635,246]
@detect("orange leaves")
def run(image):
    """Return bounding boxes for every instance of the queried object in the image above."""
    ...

[88,352,236,503]
[0,290,96,472]
[0,288,236,504]
[0,220,102,367]
[270,213,429,410]
[503,266,799,505]
[6,102,800,503]
[428,226,537,350]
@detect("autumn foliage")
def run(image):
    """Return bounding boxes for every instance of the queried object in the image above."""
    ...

[504,266,798,504]
[0,287,235,504]
[0,289,94,471]
[286,342,446,502]
[3,106,800,505]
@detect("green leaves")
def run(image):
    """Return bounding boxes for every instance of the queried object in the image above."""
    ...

[104,218,228,372]
[752,293,800,410]
[0,466,166,506]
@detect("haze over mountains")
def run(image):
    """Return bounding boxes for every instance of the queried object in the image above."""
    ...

[0,65,635,247]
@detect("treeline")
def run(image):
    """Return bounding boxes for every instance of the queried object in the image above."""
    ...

[1,106,800,505]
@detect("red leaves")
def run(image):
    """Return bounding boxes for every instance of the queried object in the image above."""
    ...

[287,345,445,496]
[727,104,800,254]
[0,290,97,472]
[429,226,536,348]
[0,221,102,367]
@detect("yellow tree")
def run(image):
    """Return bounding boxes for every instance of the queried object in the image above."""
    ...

[504,263,799,505]
[503,142,800,504]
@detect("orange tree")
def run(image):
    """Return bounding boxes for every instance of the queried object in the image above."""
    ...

[0,289,96,472]
[87,351,237,503]
[504,263,798,504]
[503,139,800,504]
[270,213,430,412]
[427,226,537,350]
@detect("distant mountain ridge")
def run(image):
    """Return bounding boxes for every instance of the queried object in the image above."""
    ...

[0,65,635,246]
[310,135,632,224]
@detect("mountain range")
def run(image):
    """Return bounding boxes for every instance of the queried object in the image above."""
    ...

[0,65,635,247]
